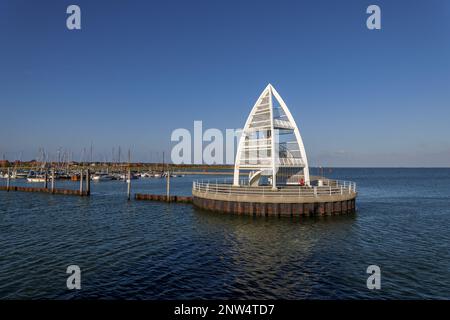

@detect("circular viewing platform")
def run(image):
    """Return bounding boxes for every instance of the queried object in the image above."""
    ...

[192,178,357,217]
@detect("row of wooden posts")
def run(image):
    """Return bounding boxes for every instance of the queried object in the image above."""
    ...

[3,167,172,201]
[3,167,92,196]
[78,168,91,196]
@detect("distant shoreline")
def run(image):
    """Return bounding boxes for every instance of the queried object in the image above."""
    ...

[0,160,449,170]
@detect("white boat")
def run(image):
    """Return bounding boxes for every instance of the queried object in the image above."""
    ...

[140,172,153,178]
[27,177,46,183]
[92,173,114,181]
[119,172,138,181]
[126,174,138,183]
[26,170,47,183]
[161,172,177,178]
[15,172,28,179]
[0,171,18,179]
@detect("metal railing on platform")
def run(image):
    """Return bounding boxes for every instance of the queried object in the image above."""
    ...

[193,178,357,198]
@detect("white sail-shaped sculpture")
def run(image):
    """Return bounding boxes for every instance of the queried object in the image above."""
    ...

[233,84,310,189]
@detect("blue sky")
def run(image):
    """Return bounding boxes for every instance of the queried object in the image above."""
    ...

[0,0,449,166]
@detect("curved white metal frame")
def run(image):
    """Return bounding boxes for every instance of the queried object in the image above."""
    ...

[233,84,310,188]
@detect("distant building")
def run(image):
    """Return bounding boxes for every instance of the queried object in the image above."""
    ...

[0,160,10,167]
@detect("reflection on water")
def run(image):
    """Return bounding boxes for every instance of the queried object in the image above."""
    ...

[193,208,357,298]
[0,169,450,299]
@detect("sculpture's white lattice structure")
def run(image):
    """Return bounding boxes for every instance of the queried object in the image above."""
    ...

[233,84,310,189]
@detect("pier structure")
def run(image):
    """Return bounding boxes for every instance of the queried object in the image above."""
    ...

[0,185,89,196]
[1,168,91,197]
[192,84,357,216]
[193,178,356,216]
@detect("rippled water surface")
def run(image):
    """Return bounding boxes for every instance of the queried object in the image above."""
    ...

[0,169,449,299]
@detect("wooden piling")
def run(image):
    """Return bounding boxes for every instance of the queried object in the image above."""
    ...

[44,172,48,189]
[127,168,131,201]
[51,168,55,193]
[86,169,90,196]
[6,168,10,191]
[166,171,170,202]
[79,170,83,193]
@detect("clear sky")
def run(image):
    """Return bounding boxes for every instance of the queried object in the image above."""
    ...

[0,0,449,166]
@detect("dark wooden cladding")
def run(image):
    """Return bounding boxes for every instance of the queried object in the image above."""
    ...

[193,196,356,217]
[135,193,193,203]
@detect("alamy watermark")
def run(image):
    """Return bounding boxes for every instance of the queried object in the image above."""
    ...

[66,265,81,290]
[366,5,381,30]
[366,265,381,290]
[170,121,280,166]
[64,4,380,32]
[66,5,81,30]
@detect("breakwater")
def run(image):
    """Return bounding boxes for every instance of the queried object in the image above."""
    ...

[135,193,193,203]
[0,186,89,196]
